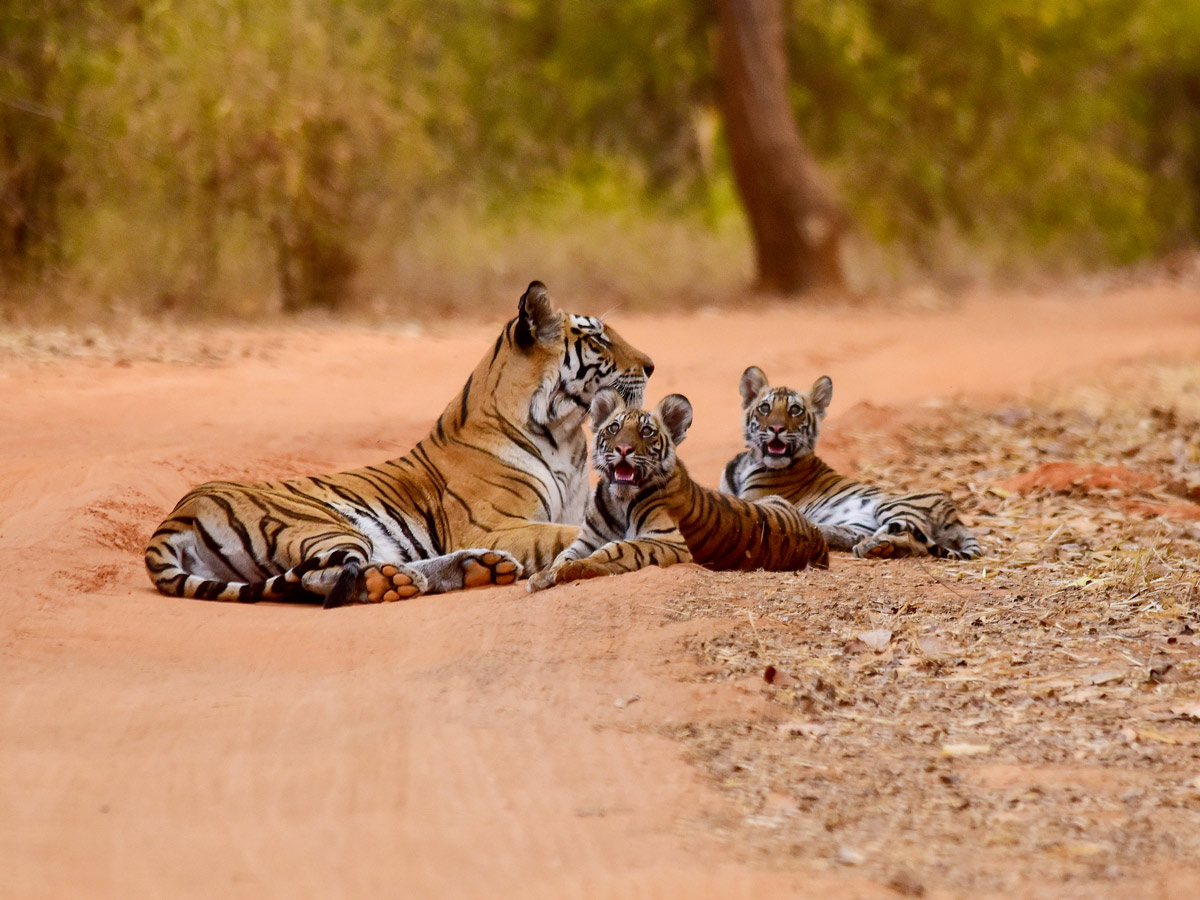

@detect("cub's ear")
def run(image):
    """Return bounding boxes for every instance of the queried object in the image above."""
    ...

[590,388,626,429]
[515,281,564,350]
[810,375,833,419]
[739,366,769,409]
[655,394,694,446]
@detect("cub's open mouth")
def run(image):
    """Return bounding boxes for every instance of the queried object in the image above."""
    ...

[612,459,639,484]
[765,437,789,456]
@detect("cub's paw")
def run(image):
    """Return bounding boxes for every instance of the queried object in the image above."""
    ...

[853,536,898,559]
[553,558,610,584]
[362,564,428,602]
[526,568,558,593]
[460,550,523,589]
[853,532,927,560]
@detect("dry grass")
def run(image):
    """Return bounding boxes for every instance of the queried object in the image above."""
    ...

[655,360,1200,897]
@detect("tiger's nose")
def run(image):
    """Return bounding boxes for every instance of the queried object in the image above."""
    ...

[615,444,634,456]
[769,425,786,435]
[642,360,654,378]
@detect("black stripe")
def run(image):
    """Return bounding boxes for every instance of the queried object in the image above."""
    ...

[459,373,473,426]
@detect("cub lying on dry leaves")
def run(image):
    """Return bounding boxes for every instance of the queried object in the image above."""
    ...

[720,366,981,560]
[527,389,828,591]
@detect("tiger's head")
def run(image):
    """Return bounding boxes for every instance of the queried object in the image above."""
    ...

[738,366,833,469]
[511,282,655,427]
[588,389,693,500]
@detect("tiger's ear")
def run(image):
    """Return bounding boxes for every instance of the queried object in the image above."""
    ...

[739,366,769,409]
[655,393,694,446]
[590,388,626,429]
[810,375,833,419]
[515,281,564,350]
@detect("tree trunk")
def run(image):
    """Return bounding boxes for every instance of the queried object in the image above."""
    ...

[716,0,847,293]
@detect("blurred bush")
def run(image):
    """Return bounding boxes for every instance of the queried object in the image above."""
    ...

[1,0,1198,318]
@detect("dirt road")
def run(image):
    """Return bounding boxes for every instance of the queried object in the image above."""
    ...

[2,285,1199,899]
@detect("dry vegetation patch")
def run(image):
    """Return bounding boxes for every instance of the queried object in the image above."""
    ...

[659,361,1200,897]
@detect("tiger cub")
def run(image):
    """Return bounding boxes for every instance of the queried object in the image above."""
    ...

[720,366,981,560]
[527,389,828,591]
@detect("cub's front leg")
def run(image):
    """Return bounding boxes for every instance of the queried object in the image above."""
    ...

[527,534,693,592]
[852,527,930,559]
[527,493,691,592]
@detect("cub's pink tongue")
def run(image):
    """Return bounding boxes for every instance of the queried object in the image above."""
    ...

[766,438,788,455]
[613,460,637,483]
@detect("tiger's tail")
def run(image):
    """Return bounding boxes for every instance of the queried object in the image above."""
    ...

[144,529,322,604]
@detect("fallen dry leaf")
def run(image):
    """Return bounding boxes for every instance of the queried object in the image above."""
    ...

[941,743,992,758]
[835,845,866,866]
[779,720,827,738]
[916,634,955,657]
[1150,662,1191,684]
[763,665,799,687]
[1170,701,1200,721]
[1050,841,1106,858]
[1135,728,1200,745]
[857,629,893,651]
[886,870,927,898]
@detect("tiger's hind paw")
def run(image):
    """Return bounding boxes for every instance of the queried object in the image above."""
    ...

[461,550,523,589]
[362,564,428,603]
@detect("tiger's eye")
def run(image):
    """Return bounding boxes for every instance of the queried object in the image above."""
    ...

[788,404,802,416]
[640,425,655,438]
[757,402,771,415]
[607,421,620,434]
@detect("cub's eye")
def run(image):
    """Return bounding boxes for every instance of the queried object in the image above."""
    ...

[788,404,802,416]
[639,425,655,438]
[606,421,620,434]
[757,402,771,415]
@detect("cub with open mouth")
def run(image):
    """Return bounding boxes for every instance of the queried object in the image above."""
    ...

[527,390,828,591]
[720,367,982,560]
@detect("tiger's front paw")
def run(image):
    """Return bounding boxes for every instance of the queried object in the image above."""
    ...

[460,550,523,589]
[853,532,927,560]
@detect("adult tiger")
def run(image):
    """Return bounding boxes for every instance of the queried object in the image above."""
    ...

[719,366,981,560]
[527,389,828,591]
[145,282,655,607]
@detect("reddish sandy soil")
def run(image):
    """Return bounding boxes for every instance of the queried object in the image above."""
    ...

[2,285,1200,899]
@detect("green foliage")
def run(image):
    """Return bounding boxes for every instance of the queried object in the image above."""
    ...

[1,0,1198,316]
[0,1,89,281]
[788,0,1200,267]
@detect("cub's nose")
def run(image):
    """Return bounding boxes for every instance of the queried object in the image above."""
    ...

[615,444,634,456]
[642,360,655,378]
[769,425,786,435]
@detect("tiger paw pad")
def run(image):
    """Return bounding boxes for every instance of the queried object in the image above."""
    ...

[362,564,425,602]
[462,551,522,589]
